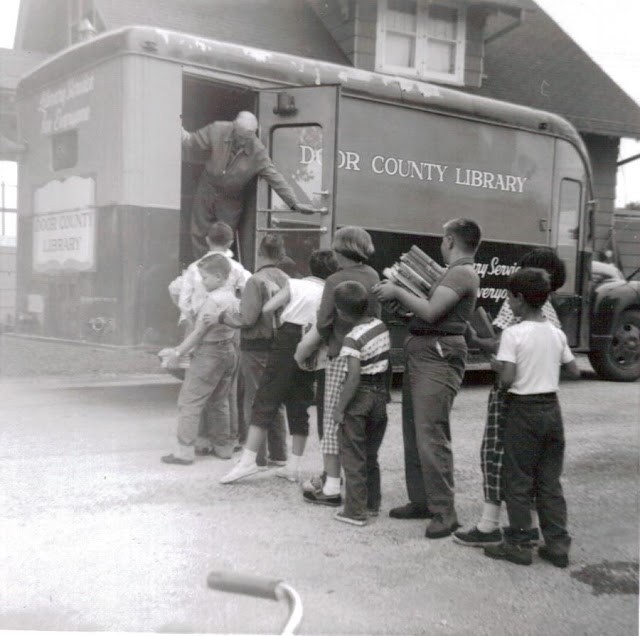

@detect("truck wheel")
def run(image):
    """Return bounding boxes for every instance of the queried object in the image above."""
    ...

[588,309,640,381]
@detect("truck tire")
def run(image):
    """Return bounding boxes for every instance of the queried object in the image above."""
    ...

[588,309,640,382]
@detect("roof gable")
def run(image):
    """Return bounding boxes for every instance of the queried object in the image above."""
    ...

[468,0,640,138]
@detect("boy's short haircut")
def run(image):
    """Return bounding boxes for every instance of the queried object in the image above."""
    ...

[277,255,300,278]
[207,221,234,246]
[334,280,369,317]
[197,253,231,279]
[258,233,286,262]
[309,249,338,280]
[332,226,375,263]
[507,267,551,309]
[519,248,566,292]
[444,218,482,252]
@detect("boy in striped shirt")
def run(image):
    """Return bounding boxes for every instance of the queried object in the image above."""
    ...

[332,281,391,526]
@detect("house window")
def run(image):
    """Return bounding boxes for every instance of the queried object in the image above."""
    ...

[376,0,466,84]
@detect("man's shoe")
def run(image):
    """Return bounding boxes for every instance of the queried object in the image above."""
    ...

[502,526,542,545]
[220,462,260,484]
[538,545,569,568]
[453,526,502,547]
[425,513,461,539]
[303,489,342,507]
[484,542,532,566]
[161,454,193,466]
[334,511,367,526]
[389,503,433,520]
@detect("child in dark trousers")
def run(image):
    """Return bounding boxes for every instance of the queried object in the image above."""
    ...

[332,281,391,526]
[484,268,580,566]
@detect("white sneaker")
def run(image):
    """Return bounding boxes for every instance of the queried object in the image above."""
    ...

[275,465,300,483]
[220,462,260,484]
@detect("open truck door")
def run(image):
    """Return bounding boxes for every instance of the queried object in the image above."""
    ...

[254,85,339,274]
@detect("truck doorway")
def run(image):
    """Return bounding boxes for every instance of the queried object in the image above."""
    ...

[180,76,256,269]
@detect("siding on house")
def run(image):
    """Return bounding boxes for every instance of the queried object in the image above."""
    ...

[464,5,488,88]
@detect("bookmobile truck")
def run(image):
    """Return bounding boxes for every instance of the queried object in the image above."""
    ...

[15,26,640,381]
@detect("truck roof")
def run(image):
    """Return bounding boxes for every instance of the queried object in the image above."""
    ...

[17,25,587,155]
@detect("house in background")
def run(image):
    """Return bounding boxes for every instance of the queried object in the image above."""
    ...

[2,0,639,259]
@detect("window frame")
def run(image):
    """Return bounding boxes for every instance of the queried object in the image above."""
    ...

[556,178,583,295]
[375,0,467,85]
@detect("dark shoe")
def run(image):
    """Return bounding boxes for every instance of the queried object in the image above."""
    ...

[502,525,542,545]
[425,513,461,539]
[389,503,434,520]
[538,545,569,568]
[484,542,532,566]
[161,454,193,466]
[303,488,342,507]
[453,526,502,547]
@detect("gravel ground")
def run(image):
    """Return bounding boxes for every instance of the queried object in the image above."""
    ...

[0,370,637,634]
[0,334,163,377]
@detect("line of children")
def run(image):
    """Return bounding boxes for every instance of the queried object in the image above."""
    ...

[160,223,580,560]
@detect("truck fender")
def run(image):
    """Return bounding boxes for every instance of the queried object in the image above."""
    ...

[589,280,640,340]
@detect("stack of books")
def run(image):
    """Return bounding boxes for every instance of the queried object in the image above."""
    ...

[382,246,446,299]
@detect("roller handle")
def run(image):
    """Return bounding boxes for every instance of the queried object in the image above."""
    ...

[207,570,282,601]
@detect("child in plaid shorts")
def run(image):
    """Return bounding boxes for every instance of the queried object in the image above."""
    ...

[454,248,567,547]
[298,227,381,507]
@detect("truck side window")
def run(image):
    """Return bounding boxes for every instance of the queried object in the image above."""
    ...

[268,125,324,273]
[556,179,582,294]
[270,125,323,213]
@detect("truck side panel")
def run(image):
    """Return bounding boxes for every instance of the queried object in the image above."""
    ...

[336,97,555,243]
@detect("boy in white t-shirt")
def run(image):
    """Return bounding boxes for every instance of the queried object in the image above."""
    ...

[485,268,580,567]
